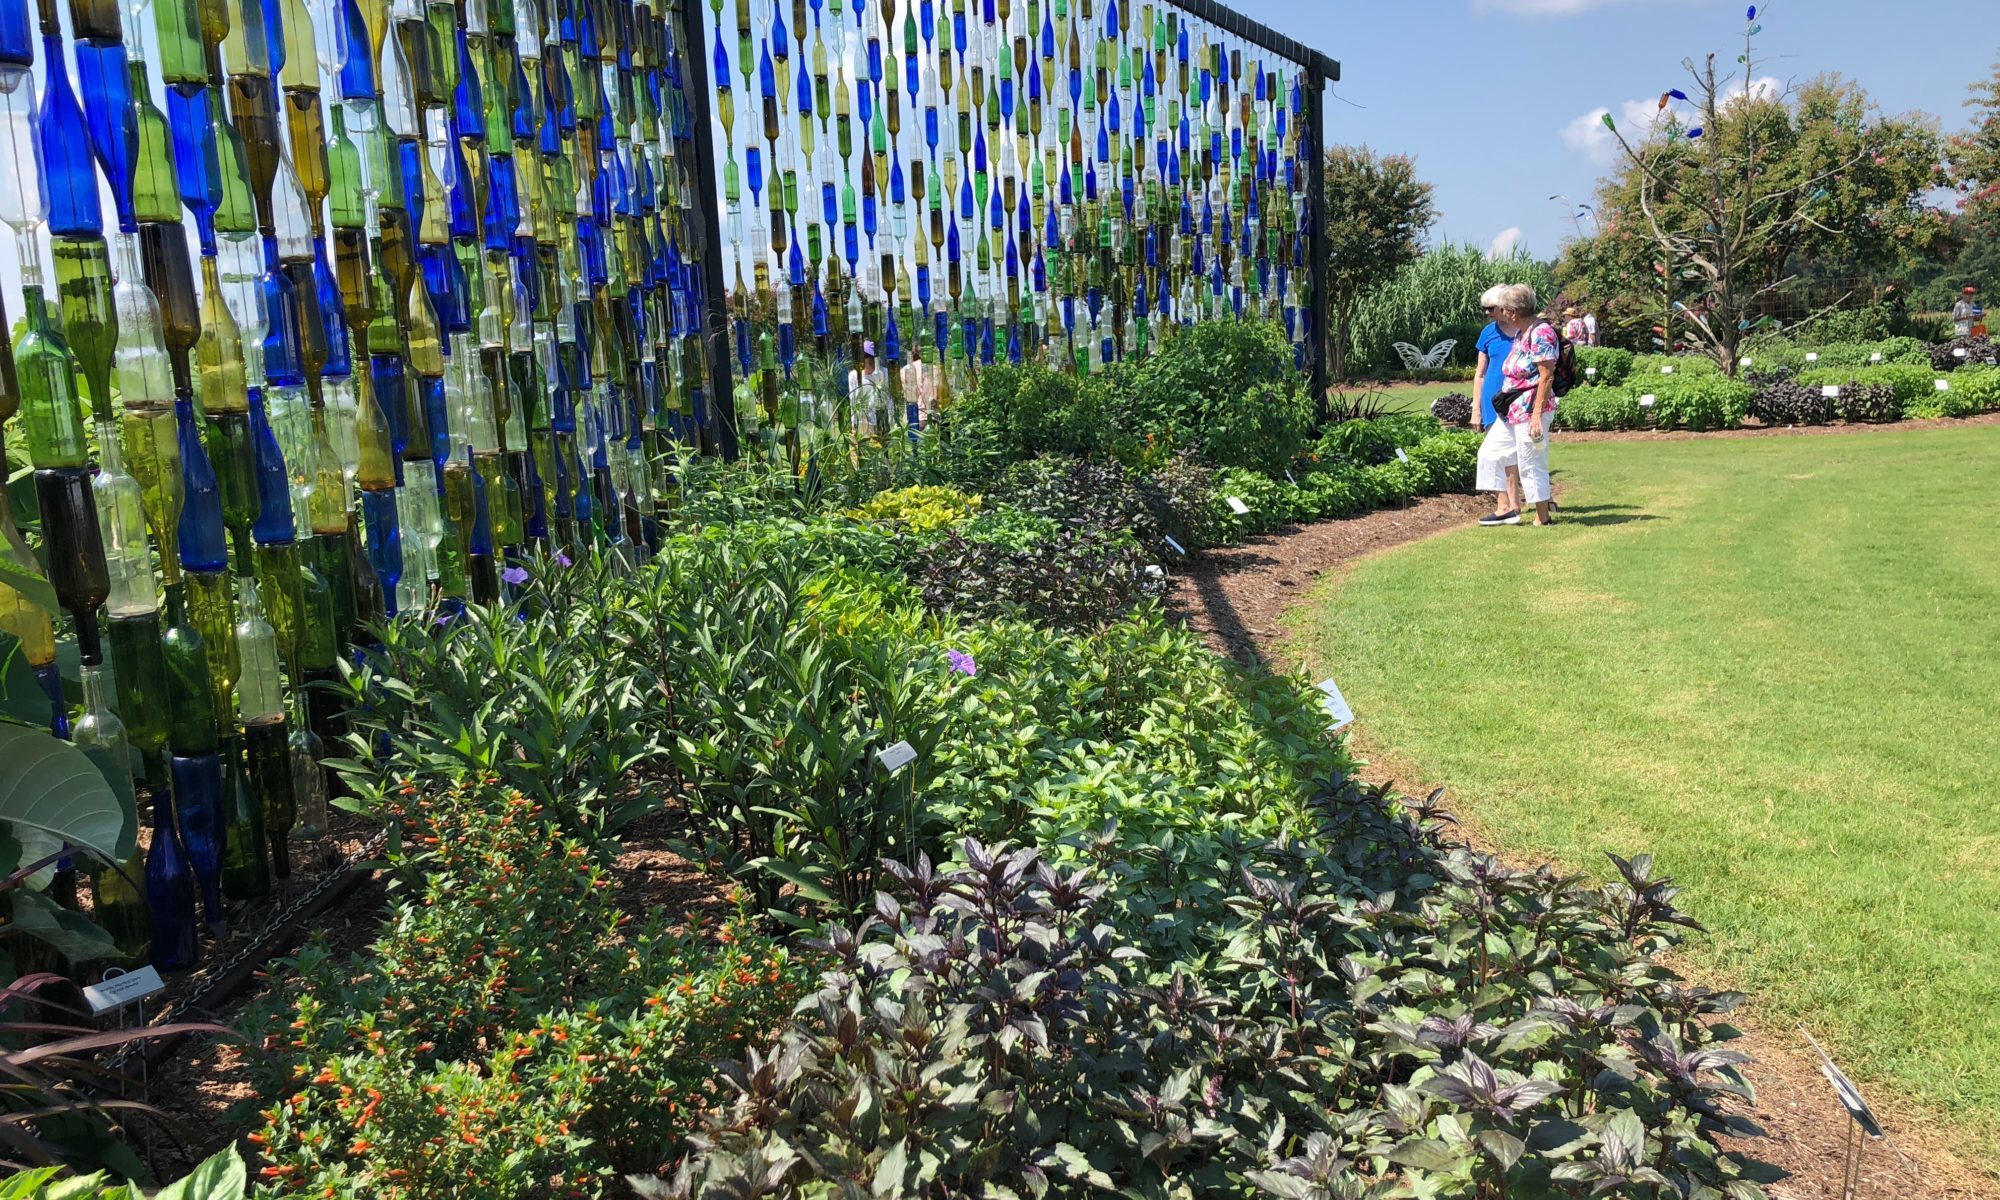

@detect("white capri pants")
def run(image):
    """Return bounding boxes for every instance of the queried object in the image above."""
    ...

[1476,416,1553,504]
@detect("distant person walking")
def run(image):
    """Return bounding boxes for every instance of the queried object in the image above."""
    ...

[1584,309,1599,346]
[1471,285,1512,429]
[1562,306,1589,346]
[1954,287,1983,339]
[1477,284,1560,528]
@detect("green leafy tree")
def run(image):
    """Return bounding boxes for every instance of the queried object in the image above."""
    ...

[1948,56,2000,219]
[1557,11,1950,372]
[1322,145,1438,382]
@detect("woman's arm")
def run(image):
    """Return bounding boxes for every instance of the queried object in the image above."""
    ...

[1530,360,1554,439]
[1473,351,1489,427]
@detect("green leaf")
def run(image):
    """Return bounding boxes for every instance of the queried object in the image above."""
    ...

[1386,1137,1466,1174]
[153,1146,249,1200]
[6,888,117,961]
[0,723,133,863]
[1476,1128,1526,1173]
[871,1138,909,1197]
[0,544,59,615]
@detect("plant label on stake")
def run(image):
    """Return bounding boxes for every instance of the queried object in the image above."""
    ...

[1739,356,1753,368]
[1395,448,1411,463]
[1316,679,1355,732]
[1801,1026,1884,1138]
[876,741,918,773]
[1639,394,1657,408]
[83,965,165,1015]
[1226,496,1250,516]
[1954,347,1969,359]
[1870,352,1883,363]
[1144,564,1166,579]
[1936,378,1951,392]
[1586,366,1598,380]
[1823,386,1841,399]
[1806,352,1820,363]
[1163,534,1186,555]
[1661,365,1674,375]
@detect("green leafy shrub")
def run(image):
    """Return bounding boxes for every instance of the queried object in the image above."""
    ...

[956,505,1063,551]
[1785,305,1891,346]
[945,363,1111,463]
[1941,365,2000,411]
[1312,412,1444,467]
[1631,354,1720,380]
[1116,320,1302,469]
[1576,345,1634,386]
[1797,365,1937,413]
[1132,451,1221,551]
[843,484,983,535]
[1195,378,1315,476]
[1554,386,1645,431]
[1650,376,1753,431]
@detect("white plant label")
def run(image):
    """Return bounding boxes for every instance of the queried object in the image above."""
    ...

[876,741,918,773]
[1955,347,1969,358]
[1163,534,1186,555]
[1395,448,1411,463]
[1936,378,1951,392]
[1639,394,1657,408]
[1822,385,1841,399]
[1226,496,1250,516]
[1144,564,1166,579]
[1870,352,1883,363]
[1806,352,1820,362]
[1739,357,1754,368]
[1316,679,1355,731]
[84,966,165,1015]
[1661,365,1675,375]
[1585,367,1598,379]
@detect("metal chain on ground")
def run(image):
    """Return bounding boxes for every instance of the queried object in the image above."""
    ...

[101,829,390,1073]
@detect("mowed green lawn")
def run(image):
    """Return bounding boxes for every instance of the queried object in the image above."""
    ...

[1292,425,2000,1154]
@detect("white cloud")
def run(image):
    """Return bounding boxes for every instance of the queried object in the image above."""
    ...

[1489,227,1526,259]
[1561,75,1786,165]
[1560,97,1675,165]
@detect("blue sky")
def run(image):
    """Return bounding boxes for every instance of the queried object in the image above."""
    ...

[1225,0,1998,261]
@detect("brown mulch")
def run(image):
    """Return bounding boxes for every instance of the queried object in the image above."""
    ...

[1164,495,2000,1200]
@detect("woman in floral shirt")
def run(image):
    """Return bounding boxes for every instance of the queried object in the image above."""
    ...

[1475,284,1559,527]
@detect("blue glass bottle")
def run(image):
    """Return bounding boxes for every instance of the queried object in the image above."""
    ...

[167,83,223,255]
[0,0,27,70]
[39,32,100,238]
[175,393,228,573]
[170,749,225,933]
[144,759,201,970]
[75,38,136,232]
[247,389,294,546]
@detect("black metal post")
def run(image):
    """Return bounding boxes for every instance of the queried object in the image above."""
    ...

[677,0,739,460]
[1305,68,1330,405]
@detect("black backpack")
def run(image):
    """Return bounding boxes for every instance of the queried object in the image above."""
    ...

[1550,326,1580,397]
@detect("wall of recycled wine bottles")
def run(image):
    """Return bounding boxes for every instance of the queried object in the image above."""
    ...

[699,0,1325,461]
[0,0,722,974]
[0,0,1323,978]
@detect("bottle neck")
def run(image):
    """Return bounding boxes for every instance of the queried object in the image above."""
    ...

[81,663,111,714]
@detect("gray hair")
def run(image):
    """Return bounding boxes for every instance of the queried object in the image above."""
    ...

[1491,283,1540,319]
[1479,284,1508,309]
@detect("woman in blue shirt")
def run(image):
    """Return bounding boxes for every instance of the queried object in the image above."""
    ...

[1471,285,1512,429]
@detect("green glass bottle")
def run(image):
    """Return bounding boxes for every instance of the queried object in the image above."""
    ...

[52,234,117,422]
[113,232,186,586]
[236,578,296,879]
[219,733,271,899]
[131,62,183,228]
[160,585,218,756]
[74,663,151,964]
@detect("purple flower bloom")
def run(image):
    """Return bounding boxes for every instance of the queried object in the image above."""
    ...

[556,551,573,567]
[502,565,530,586]
[434,611,454,628]
[947,650,976,677]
